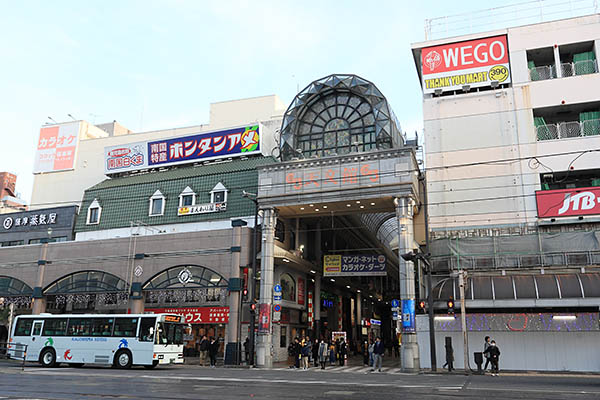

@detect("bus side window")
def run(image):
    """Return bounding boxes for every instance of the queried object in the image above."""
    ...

[14,319,33,336]
[139,317,156,342]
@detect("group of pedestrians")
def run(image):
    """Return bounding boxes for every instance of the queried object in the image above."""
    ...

[197,335,220,367]
[288,337,349,370]
[363,337,386,372]
[483,336,501,376]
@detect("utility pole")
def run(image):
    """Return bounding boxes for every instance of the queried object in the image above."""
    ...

[242,190,259,366]
[458,270,469,373]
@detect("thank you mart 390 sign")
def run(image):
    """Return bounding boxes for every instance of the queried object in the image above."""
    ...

[421,35,511,94]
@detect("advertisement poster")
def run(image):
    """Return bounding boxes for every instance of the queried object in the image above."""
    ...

[258,303,271,334]
[536,187,600,218]
[421,35,511,94]
[145,307,229,324]
[34,122,81,173]
[401,299,416,333]
[331,331,347,343]
[323,254,386,276]
[104,141,148,174]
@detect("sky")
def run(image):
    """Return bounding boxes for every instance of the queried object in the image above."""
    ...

[0,0,588,204]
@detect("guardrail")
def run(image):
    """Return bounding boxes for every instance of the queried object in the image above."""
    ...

[431,250,600,271]
[0,341,27,371]
[529,60,598,81]
[536,118,600,140]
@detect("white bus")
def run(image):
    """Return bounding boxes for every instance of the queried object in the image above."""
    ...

[8,313,186,369]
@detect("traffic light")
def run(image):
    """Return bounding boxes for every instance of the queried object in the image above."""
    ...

[242,288,249,301]
[447,297,455,314]
[249,302,257,314]
[418,300,426,312]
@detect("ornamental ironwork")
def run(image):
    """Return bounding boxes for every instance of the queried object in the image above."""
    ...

[279,74,404,161]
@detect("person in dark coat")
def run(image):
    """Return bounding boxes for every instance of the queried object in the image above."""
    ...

[317,339,328,370]
[208,337,219,368]
[312,337,320,367]
[483,340,501,376]
[293,338,301,369]
[483,336,491,372]
[443,337,454,372]
[243,337,250,364]
[199,335,209,366]
[338,339,347,366]
[372,337,385,372]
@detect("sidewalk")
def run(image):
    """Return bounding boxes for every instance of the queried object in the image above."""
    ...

[273,354,402,369]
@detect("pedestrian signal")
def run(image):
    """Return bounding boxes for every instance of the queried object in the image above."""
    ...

[418,300,426,311]
[447,298,455,314]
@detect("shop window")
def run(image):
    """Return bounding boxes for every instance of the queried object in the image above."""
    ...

[178,186,196,207]
[149,190,165,216]
[86,198,102,225]
[280,326,287,348]
[210,182,228,204]
[280,273,296,302]
[29,236,68,245]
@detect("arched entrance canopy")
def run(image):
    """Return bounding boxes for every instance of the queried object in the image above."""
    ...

[44,270,127,294]
[143,265,228,290]
[0,276,33,296]
[279,74,404,161]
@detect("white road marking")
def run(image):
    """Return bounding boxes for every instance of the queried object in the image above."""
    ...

[324,391,355,395]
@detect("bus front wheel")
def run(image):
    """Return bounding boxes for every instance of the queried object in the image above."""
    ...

[114,349,132,369]
[40,348,57,368]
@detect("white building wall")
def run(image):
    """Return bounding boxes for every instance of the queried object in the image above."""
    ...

[416,15,600,232]
[30,95,285,211]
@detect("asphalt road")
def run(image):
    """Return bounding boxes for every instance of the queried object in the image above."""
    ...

[0,362,599,399]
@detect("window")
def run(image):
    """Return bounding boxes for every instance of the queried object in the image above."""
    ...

[113,317,138,337]
[178,186,196,207]
[139,317,157,342]
[149,190,165,216]
[29,237,68,245]
[210,182,228,204]
[280,273,296,302]
[280,326,287,348]
[86,198,102,225]
[14,318,33,336]
[1,240,23,247]
[67,318,93,336]
[42,318,67,336]
[91,318,114,336]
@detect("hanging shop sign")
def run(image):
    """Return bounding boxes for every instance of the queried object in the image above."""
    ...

[297,277,305,305]
[258,303,271,334]
[535,187,600,218]
[34,121,81,173]
[104,125,261,174]
[177,202,227,216]
[146,307,229,324]
[401,299,416,333]
[421,35,510,94]
[323,254,386,277]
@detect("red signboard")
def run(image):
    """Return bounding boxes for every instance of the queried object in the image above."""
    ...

[421,35,510,94]
[297,277,305,306]
[146,307,229,324]
[258,303,271,333]
[536,187,600,218]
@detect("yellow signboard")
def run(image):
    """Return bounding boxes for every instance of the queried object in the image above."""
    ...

[323,255,341,275]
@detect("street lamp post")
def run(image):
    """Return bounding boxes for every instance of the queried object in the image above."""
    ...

[242,190,259,366]
[401,250,436,372]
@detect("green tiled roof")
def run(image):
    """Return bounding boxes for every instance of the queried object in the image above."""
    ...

[75,156,277,232]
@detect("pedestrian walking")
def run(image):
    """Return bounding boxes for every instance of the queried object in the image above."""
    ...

[371,337,385,372]
[301,337,311,369]
[484,340,501,376]
[199,335,209,366]
[318,339,328,370]
[312,337,319,367]
[368,339,374,367]
[338,339,347,366]
[244,337,250,364]
[443,337,454,372]
[393,338,400,358]
[329,341,336,365]
[483,336,491,372]
[208,337,219,368]
[293,338,301,369]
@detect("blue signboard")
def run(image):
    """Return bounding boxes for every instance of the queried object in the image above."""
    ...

[323,254,386,277]
[391,299,399,308]
[273,284,282,293]
[147,125,260,167]
[401,299,416,333]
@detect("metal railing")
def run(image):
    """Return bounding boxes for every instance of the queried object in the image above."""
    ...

[431,251,600,271]
[431,250,600,271]
[0,342,27,371]
[536,118,600,140]
[529,60,598,81]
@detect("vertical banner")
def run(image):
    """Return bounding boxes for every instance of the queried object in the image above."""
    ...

[401,299,416,333]
[307,292,313,329]
[258,303,271,334]
[297,277,305,305]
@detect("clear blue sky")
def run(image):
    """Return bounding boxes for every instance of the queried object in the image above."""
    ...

[0,0,582,203]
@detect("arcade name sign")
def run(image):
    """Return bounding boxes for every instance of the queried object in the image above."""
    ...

[536,187,600,218]
[323,254,387,277]
[104,125,261,174]
[421,35,511,94]
[177,202,227,216]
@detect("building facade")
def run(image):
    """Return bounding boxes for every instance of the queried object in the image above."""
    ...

[411,13,600,371]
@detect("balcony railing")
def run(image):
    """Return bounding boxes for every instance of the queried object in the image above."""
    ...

[536,119,600,141]
[529,60,598,81]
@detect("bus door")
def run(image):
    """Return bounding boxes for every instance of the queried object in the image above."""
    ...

[28,320,45,361]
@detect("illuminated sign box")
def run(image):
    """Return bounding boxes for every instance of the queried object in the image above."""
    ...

[177,202,227,216]
[536,186,600,218]
[421,35,511,94]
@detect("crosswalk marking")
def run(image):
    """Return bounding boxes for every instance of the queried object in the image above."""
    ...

[277,365,404,374]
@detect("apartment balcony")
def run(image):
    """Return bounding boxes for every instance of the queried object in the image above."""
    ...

[536,118,600,141]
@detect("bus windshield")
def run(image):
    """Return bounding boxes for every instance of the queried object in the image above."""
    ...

[155,322,184,345]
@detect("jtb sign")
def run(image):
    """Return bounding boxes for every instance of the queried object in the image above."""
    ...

[536,187,600,218]
[421,35,511,94]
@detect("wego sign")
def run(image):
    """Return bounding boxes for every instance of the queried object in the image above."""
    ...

[536,187,600,218]
[421,35,511,94]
